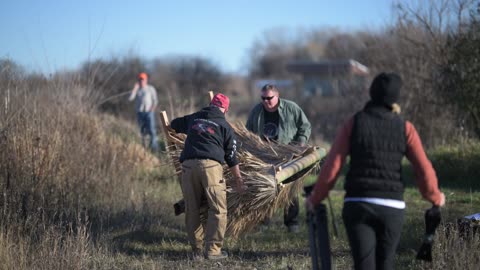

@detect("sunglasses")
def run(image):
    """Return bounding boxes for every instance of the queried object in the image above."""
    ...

[261,96,275,101]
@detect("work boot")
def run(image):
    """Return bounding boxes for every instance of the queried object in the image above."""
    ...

[206,251,228,260]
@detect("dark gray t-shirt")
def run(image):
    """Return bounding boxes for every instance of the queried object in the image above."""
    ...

[263,109,279,141]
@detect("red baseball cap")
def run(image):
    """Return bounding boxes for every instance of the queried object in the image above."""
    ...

[138,72,148,80]
[210,93,230,112]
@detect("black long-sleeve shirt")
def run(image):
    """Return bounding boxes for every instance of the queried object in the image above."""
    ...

[170,106,239,168]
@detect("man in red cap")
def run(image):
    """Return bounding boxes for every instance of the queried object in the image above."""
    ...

[170,93,246,261]
[129,72,159,151]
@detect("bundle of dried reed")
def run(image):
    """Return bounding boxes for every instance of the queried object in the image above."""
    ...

[165,123,324,238]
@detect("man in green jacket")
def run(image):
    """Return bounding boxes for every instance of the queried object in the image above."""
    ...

[246,84,312,232]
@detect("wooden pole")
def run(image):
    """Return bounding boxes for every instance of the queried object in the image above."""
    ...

[275,147,326,183]
[159,111,176,149]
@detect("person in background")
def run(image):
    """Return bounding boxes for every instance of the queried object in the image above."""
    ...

[306,72,446,270]
[129,72,159,151]
[170,93,246,261]
[246,84,311,233]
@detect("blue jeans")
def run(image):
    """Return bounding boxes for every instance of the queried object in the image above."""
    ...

[137,111,158,151]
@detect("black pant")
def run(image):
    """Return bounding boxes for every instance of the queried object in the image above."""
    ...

[284,196,299,227]
[342,201,404,270]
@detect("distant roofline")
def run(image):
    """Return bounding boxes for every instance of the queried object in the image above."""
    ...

[286,59,369,76]
[253,79,294,89]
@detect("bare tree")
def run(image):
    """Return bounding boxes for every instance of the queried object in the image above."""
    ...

[151,56,227,117]
[386,0,477,146]
[442,2,480,137]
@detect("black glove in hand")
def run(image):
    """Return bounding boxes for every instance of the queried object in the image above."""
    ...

[416,206,441,262]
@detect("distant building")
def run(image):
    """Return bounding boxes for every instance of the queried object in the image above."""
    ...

[251,78,298,100]
[253,79,294,90]
[286,59,369,97]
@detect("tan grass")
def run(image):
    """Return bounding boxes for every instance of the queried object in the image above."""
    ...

[1,71,478,269]
[419,221,480,270]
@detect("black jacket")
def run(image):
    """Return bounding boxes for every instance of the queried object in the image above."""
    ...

[170,106,239,167]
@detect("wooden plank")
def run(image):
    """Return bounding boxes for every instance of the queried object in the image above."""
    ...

[159,110,181,173]
[159,111,173,146]
[159,110,170,127]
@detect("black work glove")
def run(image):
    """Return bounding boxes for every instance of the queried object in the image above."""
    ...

[416,206,441,262]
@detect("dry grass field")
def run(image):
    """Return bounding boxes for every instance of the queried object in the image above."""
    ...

[1,76,479,269]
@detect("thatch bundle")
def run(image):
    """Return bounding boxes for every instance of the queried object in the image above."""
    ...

[165,123,324,238]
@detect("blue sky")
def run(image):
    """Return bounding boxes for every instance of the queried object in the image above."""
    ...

[0,0,395,74]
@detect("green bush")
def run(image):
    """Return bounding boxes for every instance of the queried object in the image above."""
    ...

[429,141,480,191]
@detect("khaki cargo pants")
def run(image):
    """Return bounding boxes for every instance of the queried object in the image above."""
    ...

[181,159,227,256]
